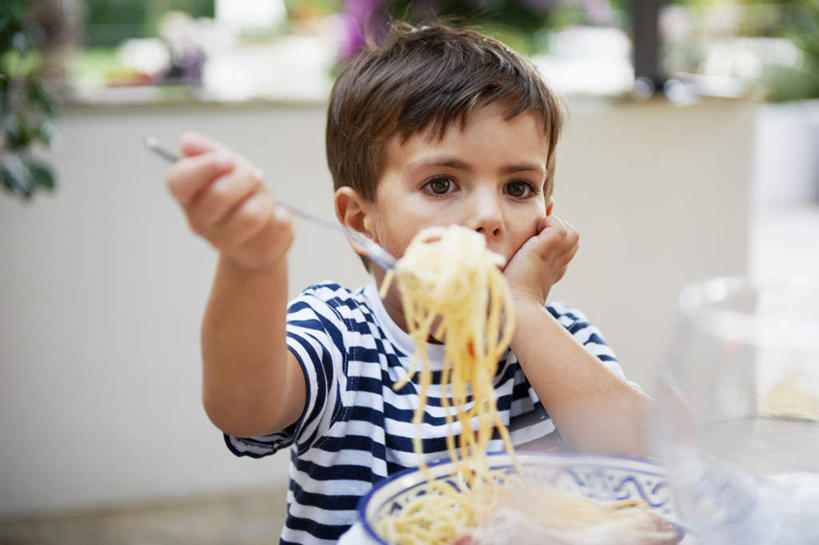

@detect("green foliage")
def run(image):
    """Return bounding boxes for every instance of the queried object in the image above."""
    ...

[764,62,819,101]
[786,0,819,60]
[82,0,215,47]
[764,0,819,101]
[0,0,59,200]
[735,0,801,37]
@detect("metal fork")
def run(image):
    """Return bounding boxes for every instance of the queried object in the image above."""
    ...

[144,137,397,270]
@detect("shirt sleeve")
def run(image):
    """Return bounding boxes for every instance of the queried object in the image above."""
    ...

[517,302,641,419]
[510,302,639,445]
[225,289,348,458]
[545,301,641,388]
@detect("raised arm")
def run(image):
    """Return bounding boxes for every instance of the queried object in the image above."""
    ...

[167,132,306,437]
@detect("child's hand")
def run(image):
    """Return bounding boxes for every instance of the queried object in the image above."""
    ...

[503,216,579,305]
[166,132,294,269]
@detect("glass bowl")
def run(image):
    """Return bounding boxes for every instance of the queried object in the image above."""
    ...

[652,276,819,545]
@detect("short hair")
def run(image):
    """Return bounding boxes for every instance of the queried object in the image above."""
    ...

[326,22,565,203]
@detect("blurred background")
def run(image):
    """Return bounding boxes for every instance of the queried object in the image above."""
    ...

[1,0,817,543]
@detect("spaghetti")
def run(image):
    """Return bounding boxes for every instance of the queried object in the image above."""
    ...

[380,225,516,477]
[376,225,680,545]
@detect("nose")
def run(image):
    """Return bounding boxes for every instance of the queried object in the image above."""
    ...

[468,189,504,241]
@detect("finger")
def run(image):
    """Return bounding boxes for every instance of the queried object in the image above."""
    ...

[554,263,570,284]
[231,204,295,265]
[555,229,579,260]
[188,165,263,228]
[531,221,578,260]
[208,189,277,249]
[567,238,579,257]
[167,152,235,206]
[540,215,566,232]
[533,215,549,236]
[553,241,578,282]
[534,216,569,245]
[560,222,579,247]
[179,131,228,158]
[556,237,579,272]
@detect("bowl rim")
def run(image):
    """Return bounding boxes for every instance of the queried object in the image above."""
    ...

[357,451,672,545]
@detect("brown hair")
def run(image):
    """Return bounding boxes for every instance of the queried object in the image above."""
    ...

[326,22,565,203]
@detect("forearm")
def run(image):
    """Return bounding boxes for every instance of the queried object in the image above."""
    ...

[510,300,652,457]
[201,255,297,437]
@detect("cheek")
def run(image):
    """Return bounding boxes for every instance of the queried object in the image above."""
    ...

[506,213,544,255]
[514,206,545,234]
[373,215,414,258]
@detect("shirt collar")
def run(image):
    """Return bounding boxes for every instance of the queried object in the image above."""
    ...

[361,282,447,368]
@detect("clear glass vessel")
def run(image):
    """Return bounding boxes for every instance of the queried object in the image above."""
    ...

[652,276,819,545]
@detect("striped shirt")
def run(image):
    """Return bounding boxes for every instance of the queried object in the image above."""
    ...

[226,282,627,545]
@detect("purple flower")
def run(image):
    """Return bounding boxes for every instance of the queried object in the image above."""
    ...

[338,0,387,61]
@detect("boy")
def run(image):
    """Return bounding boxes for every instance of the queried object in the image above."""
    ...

[167,22,651,545]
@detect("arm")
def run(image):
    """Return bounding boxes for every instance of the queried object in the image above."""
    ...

[167,132,306,438]
[504,216,651,457]
[510,300,651,456]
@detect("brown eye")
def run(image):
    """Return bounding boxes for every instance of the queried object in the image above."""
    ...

[423,176,455,196]
[505,180,534,199]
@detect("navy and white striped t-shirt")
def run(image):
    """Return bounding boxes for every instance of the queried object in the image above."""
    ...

[226,282,627,545]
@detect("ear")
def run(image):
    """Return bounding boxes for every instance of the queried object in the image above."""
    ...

[335,186,377,256]
[546,196,555,216]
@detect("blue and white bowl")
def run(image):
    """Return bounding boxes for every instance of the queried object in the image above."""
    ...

[340,452,684,545]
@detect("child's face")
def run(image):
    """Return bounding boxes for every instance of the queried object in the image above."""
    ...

[368,101,552,269]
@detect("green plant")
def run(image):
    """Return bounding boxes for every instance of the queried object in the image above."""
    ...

[82,0,215,47]
[1,0,59,199]
[764,0,819,102]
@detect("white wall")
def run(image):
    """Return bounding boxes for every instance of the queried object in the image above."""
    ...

[553,98,755,388]
[0,98,755,517]
[752,100,819,206]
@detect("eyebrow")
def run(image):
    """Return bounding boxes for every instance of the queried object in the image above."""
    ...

[409,157,546,175]
[501,163,546,175]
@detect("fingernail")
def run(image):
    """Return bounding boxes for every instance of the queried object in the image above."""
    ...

[254,167,265,180]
